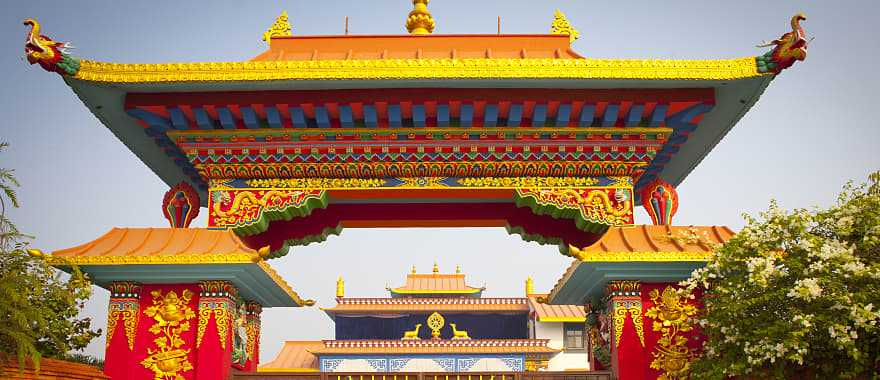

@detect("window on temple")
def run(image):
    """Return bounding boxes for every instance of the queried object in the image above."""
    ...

[563,322,585,351]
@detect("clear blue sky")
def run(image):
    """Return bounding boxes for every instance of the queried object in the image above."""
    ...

[2,0,878,362]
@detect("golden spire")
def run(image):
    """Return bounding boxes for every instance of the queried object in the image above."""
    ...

[411,265,417,274]
[336,276,345,298]
[432,262,439,273]
[455,265,461,274]
[550,9,579,44]
[525,276,535,295]
[263,11,292,45]
[406,0,435,35]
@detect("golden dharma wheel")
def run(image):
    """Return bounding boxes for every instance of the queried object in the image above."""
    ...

[427,311,445,339]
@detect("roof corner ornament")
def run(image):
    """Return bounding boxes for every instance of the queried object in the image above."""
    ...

[550,9,579,44]
[525,276,535,296]
[756,13,808,74]
[640,178,678,226]
[406,0,435,35]
[262,11,292,45]
[23,18,80,76]
[162,182,201,228]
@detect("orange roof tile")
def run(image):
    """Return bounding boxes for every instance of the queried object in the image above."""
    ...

[324,297,528,314]
[251,34,582,62]
[259,341,322,371]
[47,227,266,264]
[527,295,586,322]
[42,228,312,307]
[311,339,559,355]
[390,271,484,296]
[547,225,736,304]
[567,225,736,262]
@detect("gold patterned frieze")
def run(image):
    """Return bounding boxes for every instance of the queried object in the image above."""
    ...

[45,253,259,265]
[107,281,141,351]
[568,248,712,262]
[73,57,764,83]
[239,176,629,190]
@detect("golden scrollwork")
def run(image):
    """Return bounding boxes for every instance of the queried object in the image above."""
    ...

[140,289,197,380]
[196,302,232,349]
[516,187,634,226]
[72,57,765,84]
[208,188,325,228]
[245,320,258,362]
[645,286,698,380]
[612,300,645,347]
[107,300,139,350]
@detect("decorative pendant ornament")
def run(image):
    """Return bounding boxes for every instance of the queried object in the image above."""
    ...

[162,182,200,228]
[640,179,678,226]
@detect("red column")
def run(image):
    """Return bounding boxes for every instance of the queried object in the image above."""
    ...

[103,283,202,380]
[103,282,141,379]
[243,302,263,371]
[606,281,647,380]
[194,281,237,380]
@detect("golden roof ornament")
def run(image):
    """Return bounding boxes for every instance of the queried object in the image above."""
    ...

[432,262,439,273]
[406,0,435,35]
[336,276,345,298]
[411,265,417,274]
[550,9,579,44]
[455,265,461,274]
[262,11,292,45]
[525,276,535,295]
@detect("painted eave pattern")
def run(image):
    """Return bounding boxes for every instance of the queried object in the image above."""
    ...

[312,339,559,355]
[323,297,529,314]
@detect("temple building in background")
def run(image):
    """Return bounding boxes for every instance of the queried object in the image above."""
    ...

[262,264,589,372]
[22,0,807,378]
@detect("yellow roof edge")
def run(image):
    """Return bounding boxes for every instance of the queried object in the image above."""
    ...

[72,57,766,84]
[45,253,255,266]
[567,249,712,262]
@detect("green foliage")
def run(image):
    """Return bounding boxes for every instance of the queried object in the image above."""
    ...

[684,172,880,379]
[0,142,102,371]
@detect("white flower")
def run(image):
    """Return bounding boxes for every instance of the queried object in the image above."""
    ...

[787,278,823,301]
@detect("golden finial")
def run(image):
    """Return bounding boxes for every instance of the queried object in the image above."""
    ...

[455,265,461,274]
[336,276,345,298]
[550,9,579,44]
[411,265,417,274]
[263,11,292,45]
[406,0,435,35]
[432,262,439,273]
[525,276,535,295]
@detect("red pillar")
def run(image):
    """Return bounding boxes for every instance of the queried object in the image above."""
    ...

[243,302,263,371]
[606,280,647,380]
[103,282,141,379]
[194,281,237,380]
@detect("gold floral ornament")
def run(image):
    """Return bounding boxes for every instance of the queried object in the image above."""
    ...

[550,10,580,44]
[141,289,197,380]
[262,11,292,45]
[406,0,435,35]
[644,286,698,380]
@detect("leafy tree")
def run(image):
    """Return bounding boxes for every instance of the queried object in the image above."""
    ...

[0,142,102,371]
[683,172,880,379]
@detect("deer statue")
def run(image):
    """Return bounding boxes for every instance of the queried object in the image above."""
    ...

[449,323,471,340]
[402,324,422,340]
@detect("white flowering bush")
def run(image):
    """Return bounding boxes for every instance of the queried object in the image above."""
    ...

[685,172,880,379]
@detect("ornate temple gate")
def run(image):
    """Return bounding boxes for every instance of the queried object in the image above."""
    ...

[23,2,807,379]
